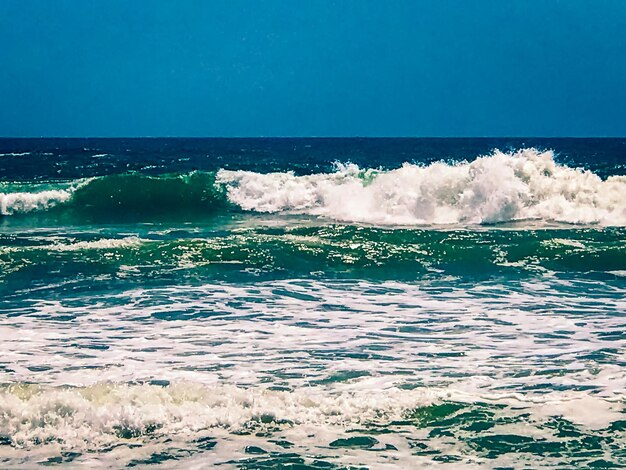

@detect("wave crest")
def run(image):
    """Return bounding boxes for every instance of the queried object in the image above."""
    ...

[0,189,72,216]
[1,149,625,225]
[218,149,626,225]
[0,173,227,218]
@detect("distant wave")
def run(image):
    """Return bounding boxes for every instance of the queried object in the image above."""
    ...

[0,152,30,157]
[1,149,625,226]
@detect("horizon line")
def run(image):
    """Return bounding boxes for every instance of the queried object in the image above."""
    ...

[1,135,625,139]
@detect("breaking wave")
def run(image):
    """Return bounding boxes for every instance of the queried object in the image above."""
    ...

[1,149,625,225]
[218,148,626,226]
[0,189,73,215]
[1,382,622,454]
[0,173,227,218]
[0,383,438,450]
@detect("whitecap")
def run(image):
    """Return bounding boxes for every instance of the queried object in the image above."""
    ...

[217,149,626,226]
[0,189,72,215]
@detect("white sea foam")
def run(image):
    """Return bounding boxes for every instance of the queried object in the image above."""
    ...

[0,383,439,449]
[217,148,626,225]
[0,189,72,215]
[0,380,623,470]
[0,382,621,451]
[0,152,30,157]
[46,236,144,251]
[1,279,625,466]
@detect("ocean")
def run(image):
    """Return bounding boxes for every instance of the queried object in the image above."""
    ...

[0,138,625,468]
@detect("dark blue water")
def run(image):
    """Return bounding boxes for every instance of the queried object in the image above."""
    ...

[1,137,625,180]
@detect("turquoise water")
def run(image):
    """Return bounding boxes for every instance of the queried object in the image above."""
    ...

[1,139,625,468]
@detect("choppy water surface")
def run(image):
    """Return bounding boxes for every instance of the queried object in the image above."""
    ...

[0,138,625,468]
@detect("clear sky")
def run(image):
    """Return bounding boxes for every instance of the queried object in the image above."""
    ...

[1,0,625,137]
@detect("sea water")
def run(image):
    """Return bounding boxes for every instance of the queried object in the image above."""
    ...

[0,138,625,468]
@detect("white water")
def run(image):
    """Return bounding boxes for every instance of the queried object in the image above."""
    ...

[1,381,621,468]
[0,189,72,216]
[45,236,145,251]
[0,382,441,449]
[1,279,625,466]
[218,149,626,225]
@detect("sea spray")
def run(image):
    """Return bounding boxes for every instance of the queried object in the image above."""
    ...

[0,189,73,215]
[218,149,626,225]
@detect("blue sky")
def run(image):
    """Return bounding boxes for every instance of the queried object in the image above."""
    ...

[1,0,625,137]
